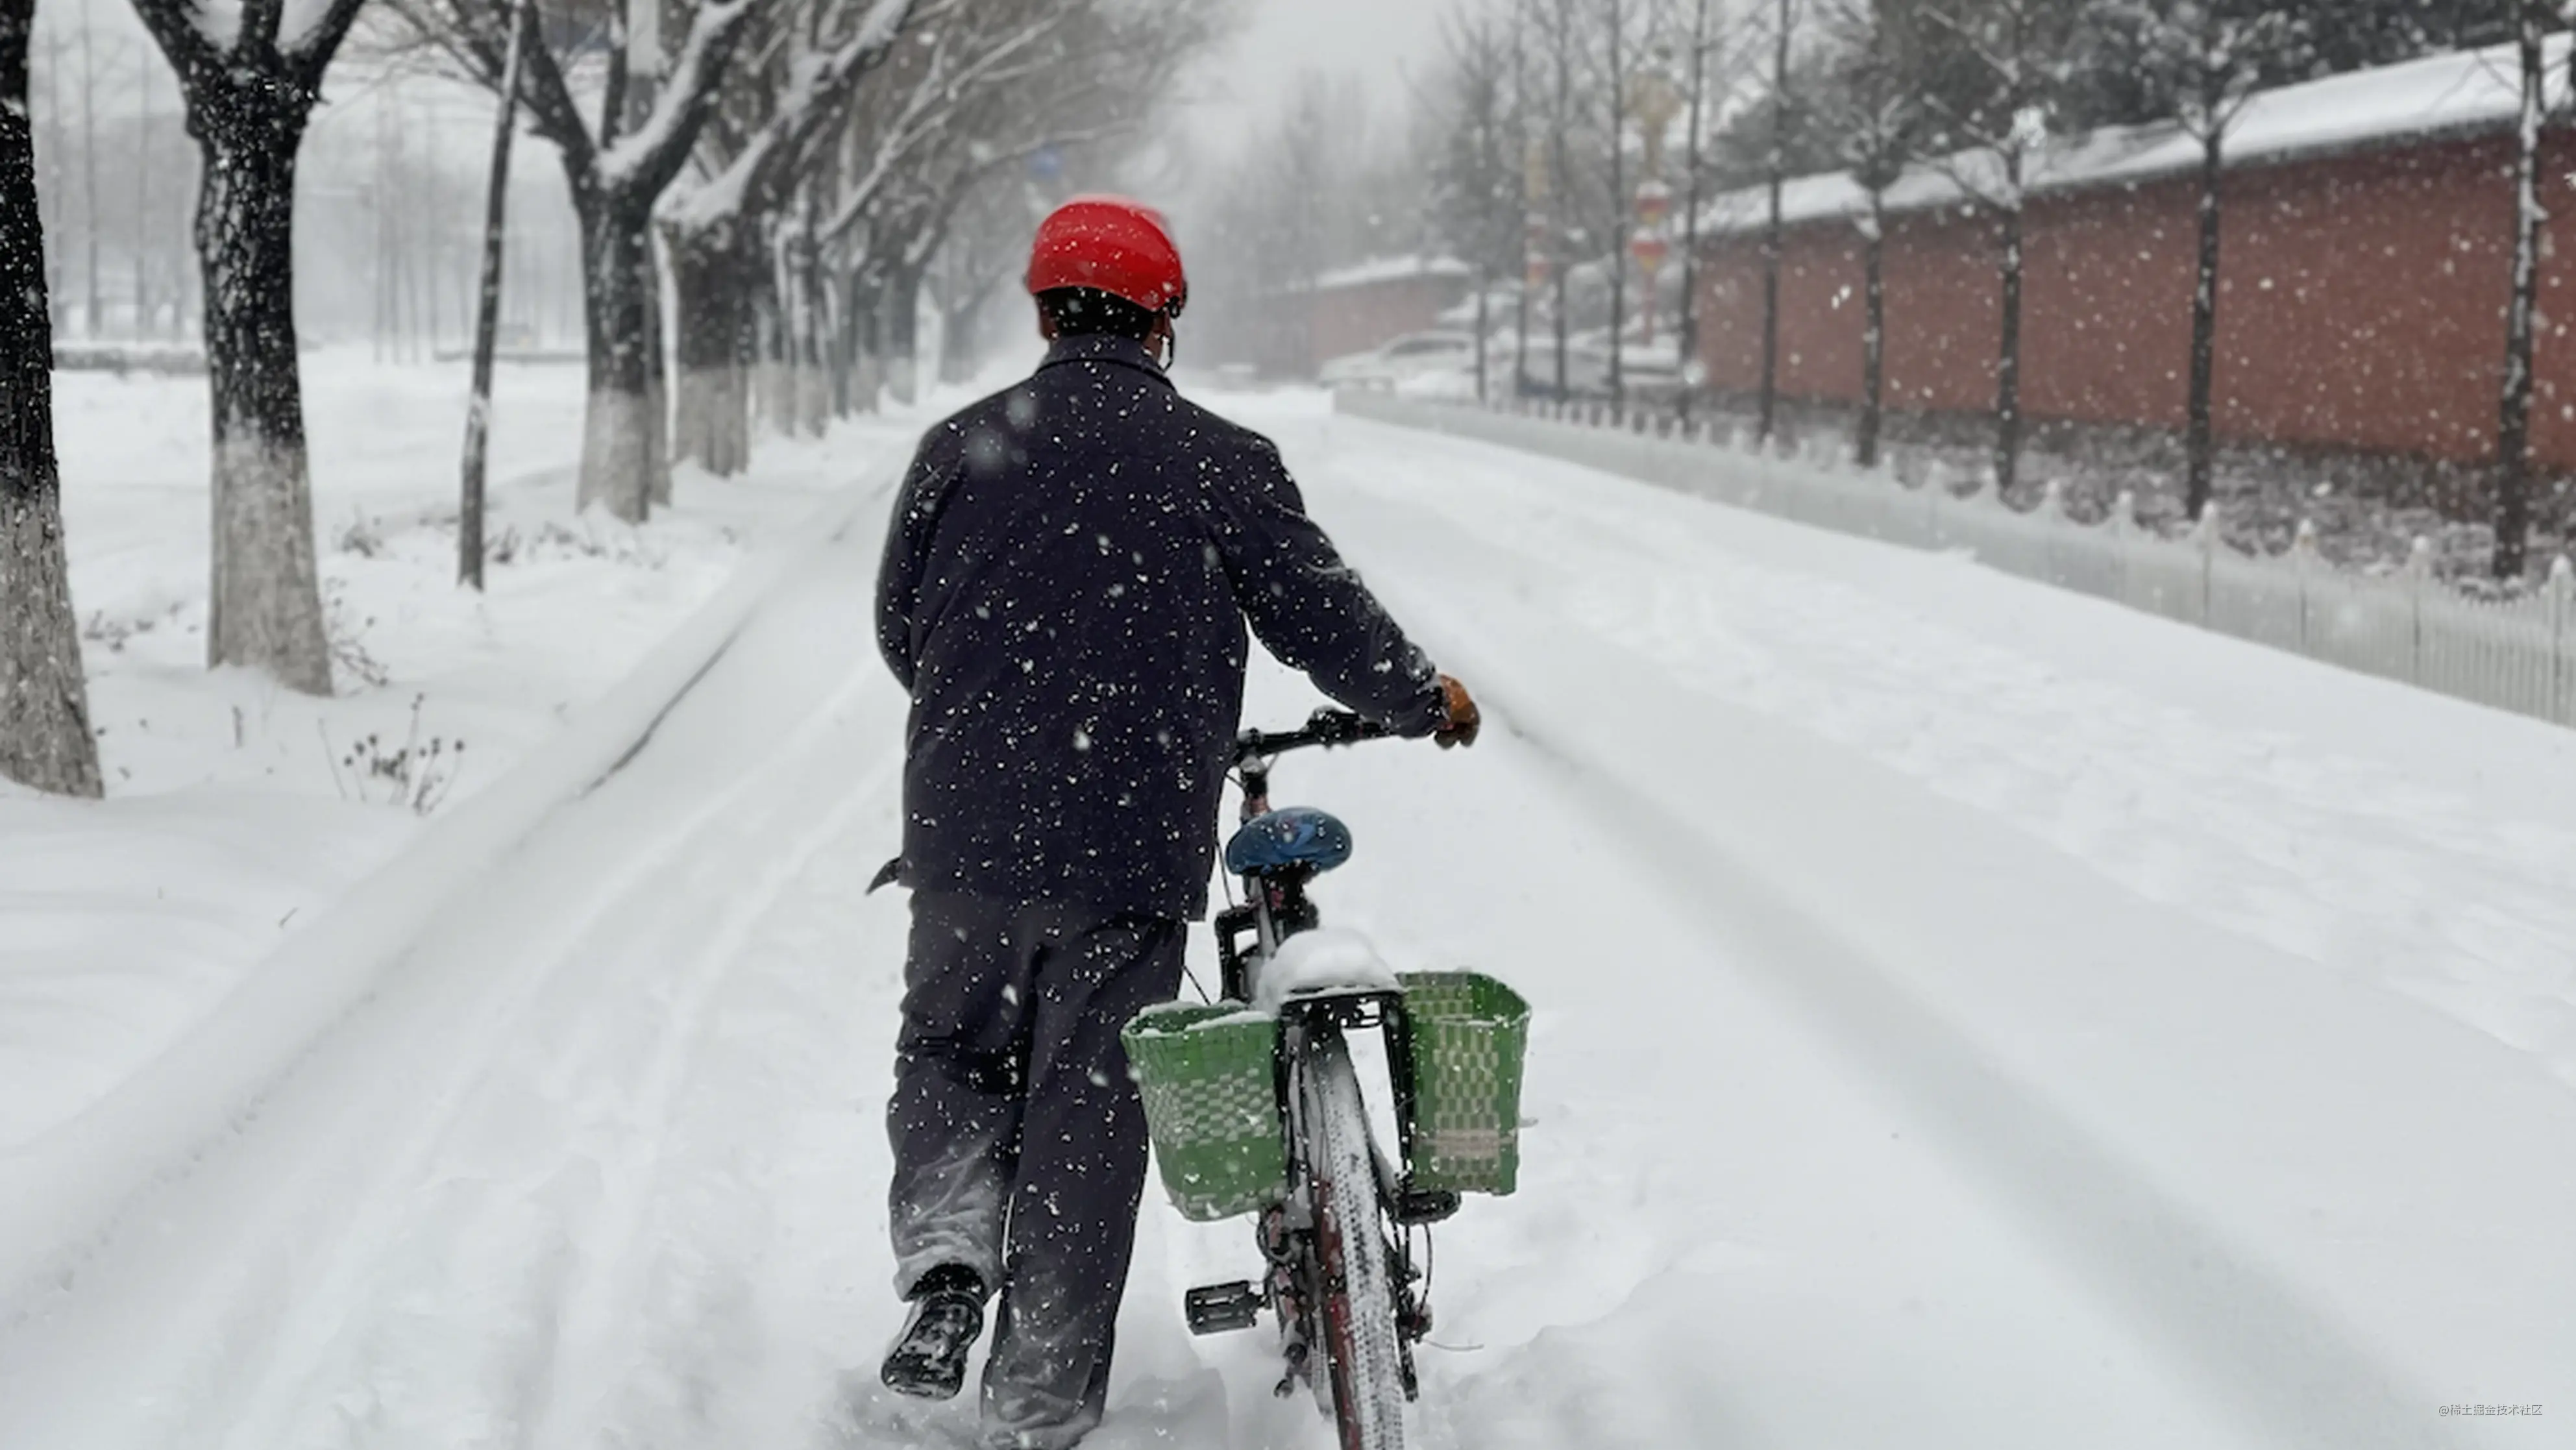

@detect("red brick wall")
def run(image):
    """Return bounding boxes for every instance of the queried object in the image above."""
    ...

[1882,207,2002,415]
[1693,132,2576,468]
[2024,178,2194,428]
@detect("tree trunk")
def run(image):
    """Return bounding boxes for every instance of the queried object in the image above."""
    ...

[845,270,879,415]
[79,14,97,336]
[885,264,920,408]
[829,271,856,417]
[1551,264,1568,399]
[1606,0,1625,418]
[792,206,829,433]
[937,295,981,385]
[1675,0,1708,423]
[1549,0,1571,402]
[574,190,656,522]
[1994,185,2025,497]
[134,63,151,338]
[1513,254,1532,399]
[1758,0,1789,443]
[41,24,62,334]
[460,0,526,592]
[641,239,670,508]
[669,220,754,476]
[1759,169,1783,443]
[0,0,101,796]
[755,241,793,436]
[1858,196,1885,469]
[197,101,332,693]
[1474,273,1490,404]
[2495,5,2545,581]
[2185,127,2224,522]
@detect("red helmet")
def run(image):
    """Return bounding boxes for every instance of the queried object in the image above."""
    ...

[1025,195,1188,318]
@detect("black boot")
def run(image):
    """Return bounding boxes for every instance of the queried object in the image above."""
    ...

[881,1265,987,1401]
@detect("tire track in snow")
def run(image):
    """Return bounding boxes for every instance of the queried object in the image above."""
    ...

[228,678,887,1449]
[1312,463,2437,1450]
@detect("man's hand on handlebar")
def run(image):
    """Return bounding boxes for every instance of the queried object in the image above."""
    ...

[1434,674,1480,750]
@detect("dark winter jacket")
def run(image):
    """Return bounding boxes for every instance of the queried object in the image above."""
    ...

[876,334,1448,920]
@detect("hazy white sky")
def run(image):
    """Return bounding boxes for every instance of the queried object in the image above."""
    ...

[1174,0,1476,153]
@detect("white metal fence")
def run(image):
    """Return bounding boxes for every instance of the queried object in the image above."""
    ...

[1339,389,2576,730]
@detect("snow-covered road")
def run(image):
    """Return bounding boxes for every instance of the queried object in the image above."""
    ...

[4,392,2569,1449]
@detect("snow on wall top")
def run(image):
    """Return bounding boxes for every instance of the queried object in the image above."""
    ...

[1313,254,1473,291]
[1697,35,2570,238]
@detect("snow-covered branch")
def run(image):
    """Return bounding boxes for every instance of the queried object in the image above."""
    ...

[598,0,765,197]
[658,0,921,235]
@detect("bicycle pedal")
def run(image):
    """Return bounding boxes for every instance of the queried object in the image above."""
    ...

[1394,1185,1461,1225]
[1183,1281,1262,1335]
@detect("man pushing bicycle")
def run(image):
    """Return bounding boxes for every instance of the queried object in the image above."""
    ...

[870,195,1479,1449]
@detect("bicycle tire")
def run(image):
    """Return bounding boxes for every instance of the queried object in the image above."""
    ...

[1299,1031,1410,1450]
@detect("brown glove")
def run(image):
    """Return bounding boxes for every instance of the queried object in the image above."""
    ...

[1434,674,1480,749]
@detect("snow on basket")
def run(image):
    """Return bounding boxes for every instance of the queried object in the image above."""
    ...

[1122,1003,1284,1222]
[1399,972,1532,1196]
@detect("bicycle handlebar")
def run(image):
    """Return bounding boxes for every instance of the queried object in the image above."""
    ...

[1233,709,1391,770]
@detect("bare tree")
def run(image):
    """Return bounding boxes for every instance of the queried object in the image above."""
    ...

[38,19,62,333]
[130,0,374,692]
[0,0,101,796]
[816,0,1196,393]
[1428,6,1521,404]
[1603,0,1628,413]
[1513,0,1537,399]
[461,0,533,593]
[1811,0,1924,467]
[79,13,99,337]
[658,0,920,475]
[134,53,154,337]
[2107,0,2299,521]
[389,0,764,521]
[1758,0,1795,441]
[1674,0,1712,422]
[2494,0,2561,579]
[1548,0,1576,396]
[1914,0,2078,498]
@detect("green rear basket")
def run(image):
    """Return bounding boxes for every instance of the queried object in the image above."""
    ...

[1122,1002,1284,1222]
[1399,972,1532,1196]
[1123,970,1533,1218]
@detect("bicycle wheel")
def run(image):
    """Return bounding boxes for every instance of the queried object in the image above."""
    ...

[1299,1031,1409,1450]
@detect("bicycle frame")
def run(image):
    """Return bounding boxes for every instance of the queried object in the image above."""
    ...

[1217,715,1429,1175]
[1211,711,1432,1418]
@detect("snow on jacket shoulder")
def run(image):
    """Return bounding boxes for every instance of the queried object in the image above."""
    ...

[876,334,1446,920]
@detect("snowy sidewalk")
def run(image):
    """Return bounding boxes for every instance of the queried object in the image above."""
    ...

[3,356,918,1149]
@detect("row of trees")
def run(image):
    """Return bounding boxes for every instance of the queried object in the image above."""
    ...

[0,0,1229,798]
[1406,0,2560,573]
[25,11,192,341]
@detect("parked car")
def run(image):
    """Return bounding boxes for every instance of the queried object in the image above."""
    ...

[1319,330,1477,390]
[1471,326,1688,404]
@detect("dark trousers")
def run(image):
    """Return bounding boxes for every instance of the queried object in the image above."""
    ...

[888,889,1184,1449]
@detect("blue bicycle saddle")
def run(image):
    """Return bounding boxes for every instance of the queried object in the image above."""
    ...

[1224,806,1355,877]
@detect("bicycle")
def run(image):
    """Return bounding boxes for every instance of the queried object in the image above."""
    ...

[1158,708,1475,1450]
